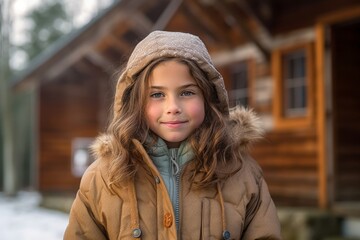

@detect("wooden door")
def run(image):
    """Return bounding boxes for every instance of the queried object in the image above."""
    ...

[331,19,360,202]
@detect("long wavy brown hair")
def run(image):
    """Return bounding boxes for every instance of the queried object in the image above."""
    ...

[106,57,242,188]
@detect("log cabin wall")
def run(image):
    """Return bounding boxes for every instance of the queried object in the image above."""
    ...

[39,67,111,192]
[251,130,318,206]
[209,1,359,208]
[254,38,318,207]
[225,56,318,207]
[213,29,319,207]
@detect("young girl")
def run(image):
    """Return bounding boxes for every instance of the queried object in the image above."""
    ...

[64,31,281,239]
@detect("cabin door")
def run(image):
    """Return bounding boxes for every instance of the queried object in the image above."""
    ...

[331,19,360,202]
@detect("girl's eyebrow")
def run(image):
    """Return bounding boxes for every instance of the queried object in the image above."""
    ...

[149,83,199,89]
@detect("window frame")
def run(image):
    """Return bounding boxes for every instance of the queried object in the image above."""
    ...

[227,59,255,108]
[272,43,315,129]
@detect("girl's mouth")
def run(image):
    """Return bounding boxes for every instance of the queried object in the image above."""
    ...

[162,121,187,128]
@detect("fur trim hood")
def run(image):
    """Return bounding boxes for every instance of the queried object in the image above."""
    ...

[92,106,263,158]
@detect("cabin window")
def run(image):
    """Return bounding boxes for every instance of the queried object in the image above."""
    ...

[273,43,314,129]
[71,138,95,177]
[229,61,250,107]
[282,50,307,117]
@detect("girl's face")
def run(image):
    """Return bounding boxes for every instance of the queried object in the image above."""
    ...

[145,60,205,148]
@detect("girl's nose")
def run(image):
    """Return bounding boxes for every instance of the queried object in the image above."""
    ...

[166,97,181,114]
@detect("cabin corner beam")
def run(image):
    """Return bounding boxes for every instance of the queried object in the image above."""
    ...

[215,1,270,61]
[236,0,273,36]
[185,0,234,46]
[152,0,183,30]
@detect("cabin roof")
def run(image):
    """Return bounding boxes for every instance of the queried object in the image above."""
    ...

[10,1,120,89]
[12,0,360,91]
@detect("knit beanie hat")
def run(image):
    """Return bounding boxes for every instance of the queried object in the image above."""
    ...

[114,30,229,117]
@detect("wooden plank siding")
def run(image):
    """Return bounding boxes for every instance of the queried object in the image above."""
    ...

[39,73,106,192]
[251,128,318,206]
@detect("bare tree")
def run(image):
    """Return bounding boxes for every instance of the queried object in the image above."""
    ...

[0,0,17,195]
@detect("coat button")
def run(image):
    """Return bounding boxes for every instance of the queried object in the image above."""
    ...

[222,230,231,240]
[155,176,160,184]
[163,212,173,228]
[132,228,142,238]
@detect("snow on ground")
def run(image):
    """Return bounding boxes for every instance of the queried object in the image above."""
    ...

[0,191,69,240]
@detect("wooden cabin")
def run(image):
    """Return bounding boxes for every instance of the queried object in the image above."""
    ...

[12,0,360,215]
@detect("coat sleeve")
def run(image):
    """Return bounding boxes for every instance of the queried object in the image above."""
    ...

[242,177,282,240]
[64,191,108,240]
[63,163,108,240]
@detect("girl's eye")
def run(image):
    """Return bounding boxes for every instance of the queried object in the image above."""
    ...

[150,92,164,98]
[181,91,195,96]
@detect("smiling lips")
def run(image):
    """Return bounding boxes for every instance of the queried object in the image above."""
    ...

[161,120,188,128]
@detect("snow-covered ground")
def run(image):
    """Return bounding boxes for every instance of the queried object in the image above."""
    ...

[0,191,69,240]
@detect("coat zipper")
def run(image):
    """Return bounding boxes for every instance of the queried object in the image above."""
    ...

[170,149,181,233]
[175,165,181,232]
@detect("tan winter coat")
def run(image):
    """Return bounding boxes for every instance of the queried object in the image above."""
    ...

[64,31,281,239]
[64,107,281,240]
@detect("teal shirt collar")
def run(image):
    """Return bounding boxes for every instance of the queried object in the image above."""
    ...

[145,137,194,175]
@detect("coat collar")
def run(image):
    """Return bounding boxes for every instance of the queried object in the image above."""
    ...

[145,137,194,175]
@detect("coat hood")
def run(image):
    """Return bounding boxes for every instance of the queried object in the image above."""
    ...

[94,31,263,158]
[113,30,229,118]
